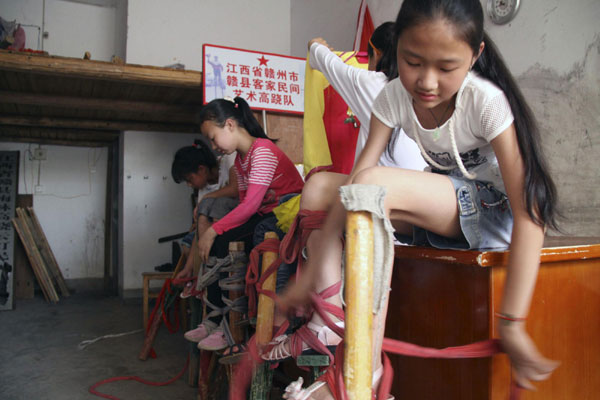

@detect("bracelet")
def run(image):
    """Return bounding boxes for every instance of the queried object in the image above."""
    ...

[495,312,527,322]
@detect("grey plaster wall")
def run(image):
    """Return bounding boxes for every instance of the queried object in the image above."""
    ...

[485,0,600,236]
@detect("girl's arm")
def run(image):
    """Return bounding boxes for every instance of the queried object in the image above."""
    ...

[197,183,268,262]
[491,123,558,388]
[348,114,394,181]
[309,41,386,128]
[204,166,238,199]
[492,124,542,318]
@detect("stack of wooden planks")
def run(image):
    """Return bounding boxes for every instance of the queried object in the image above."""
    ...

[11,207,69,303]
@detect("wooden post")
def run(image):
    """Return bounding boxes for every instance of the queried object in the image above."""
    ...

[138,248,186,361]
[250,232,278,400]
[344,211,374,399]
[256,231,279,346]
[228,241,246,343]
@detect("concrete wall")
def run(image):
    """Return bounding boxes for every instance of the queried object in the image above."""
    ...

[120,131,193,295]
[483,0,600,235]
[0,143,108,280]
[126,0,291,70]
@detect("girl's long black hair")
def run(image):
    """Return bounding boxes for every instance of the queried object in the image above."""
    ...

[394,0,559,230]
[369,22,405,161]
[368,21,398,81]
[198,97,274,141]
[171,141,217,183]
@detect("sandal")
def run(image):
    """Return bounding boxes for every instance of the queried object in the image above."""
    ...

[283,377,326,400]
[261,321,344,362]
[180,281,194,299]
[218,343,247,365]
[282,366,395,400]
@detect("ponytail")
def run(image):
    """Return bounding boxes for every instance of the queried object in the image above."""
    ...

[198,97,275,141]
[474,33,560,230]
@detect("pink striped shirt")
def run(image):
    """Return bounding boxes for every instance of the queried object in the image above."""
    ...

[211,139,304,235]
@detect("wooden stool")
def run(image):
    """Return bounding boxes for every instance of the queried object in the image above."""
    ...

[142,271,172,329]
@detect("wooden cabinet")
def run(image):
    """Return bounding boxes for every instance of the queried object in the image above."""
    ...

[385,237,600,399]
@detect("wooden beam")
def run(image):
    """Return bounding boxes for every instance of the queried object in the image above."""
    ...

[0,50,203,89]
[0,126,119,146]
[0,115,198,133]
[0,136,111,147]
[0,91,198,123]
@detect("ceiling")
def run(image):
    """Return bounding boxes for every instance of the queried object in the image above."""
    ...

[0,50,203,147]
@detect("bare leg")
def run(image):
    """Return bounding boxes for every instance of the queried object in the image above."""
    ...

[278,172,348,319]
[284,168,461,399]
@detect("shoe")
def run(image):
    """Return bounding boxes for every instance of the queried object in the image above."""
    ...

[261,321,344,362]
[197,327,228,351]
[184,320,218,343]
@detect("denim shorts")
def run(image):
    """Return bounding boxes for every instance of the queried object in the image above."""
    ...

[396,177,513,250]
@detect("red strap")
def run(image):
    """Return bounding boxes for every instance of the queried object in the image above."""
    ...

[279,209,328,272]
[304,165,334,182]
[316,337,519,400]
[89,356,189,399]
[245,238,281,317]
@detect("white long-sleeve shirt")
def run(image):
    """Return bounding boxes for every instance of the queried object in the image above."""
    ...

[309,42,426,170]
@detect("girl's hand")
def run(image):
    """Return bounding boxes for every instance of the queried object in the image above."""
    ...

[498,322,559,390]
[197,227,217,264]
[276,270,315,317]
[308,37,332,51]
[175,264,192,281]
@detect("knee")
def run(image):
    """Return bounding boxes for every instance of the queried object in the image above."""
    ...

[300,172,336,210]
[352,166,382,185]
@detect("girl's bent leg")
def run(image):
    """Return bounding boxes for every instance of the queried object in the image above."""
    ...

[352,167,462,239]
[300,172,348,211]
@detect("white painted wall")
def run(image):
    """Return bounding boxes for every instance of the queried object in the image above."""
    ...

[44,0,116,60]
[120,131,196,293]
[0,0,122,60]
[0,0,44,51]
[126,0,291,70]
[290,0,362,58]
[0,143,107,280]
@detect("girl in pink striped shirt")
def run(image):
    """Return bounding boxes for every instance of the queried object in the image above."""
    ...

[192,96,304,351]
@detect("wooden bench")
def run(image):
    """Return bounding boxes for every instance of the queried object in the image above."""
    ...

[384,237,600,399]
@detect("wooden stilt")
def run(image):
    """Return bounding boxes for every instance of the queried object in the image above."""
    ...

[250,231,279,400]
[256,231,279,346]
[138,243,186,361]
[228,241,246,344]
[344,211,374,399]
